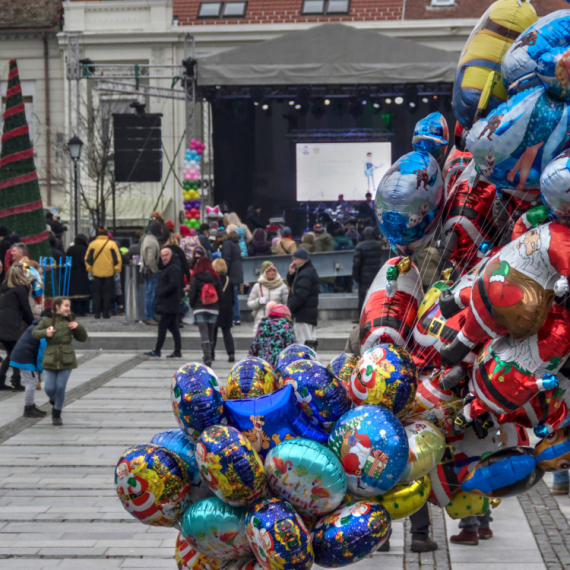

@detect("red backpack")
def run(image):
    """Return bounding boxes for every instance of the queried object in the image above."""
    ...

[201,282,219,306]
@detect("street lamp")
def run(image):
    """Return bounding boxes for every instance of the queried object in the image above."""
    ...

[107,153,116,235]
[67,135,83,236]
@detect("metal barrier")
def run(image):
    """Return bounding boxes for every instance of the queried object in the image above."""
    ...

[40,256,72,299]
[124,264,146,322]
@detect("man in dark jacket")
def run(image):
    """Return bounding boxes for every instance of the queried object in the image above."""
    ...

[222,230,244,325]
[144,248,183,359]
[66,234,91,316]
[353,226,384,314]
[286,248,319,349]
[198,223,214,257]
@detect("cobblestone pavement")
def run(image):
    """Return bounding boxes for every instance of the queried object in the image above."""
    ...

[0,350,567,569]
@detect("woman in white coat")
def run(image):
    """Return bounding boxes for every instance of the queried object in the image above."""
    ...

[247,261,289,334]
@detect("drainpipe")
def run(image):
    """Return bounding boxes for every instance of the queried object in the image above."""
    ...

[43,32,52,205]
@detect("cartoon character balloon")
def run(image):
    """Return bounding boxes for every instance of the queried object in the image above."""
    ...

[175,531,229,570]
[328,353,358,393]
[412,112,449,165]
[226,357,277,400]
[375,151,445,254]
[115,444,192,527]
[540,149,570,220]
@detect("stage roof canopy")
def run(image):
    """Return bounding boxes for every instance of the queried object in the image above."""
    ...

[197,23,459,87]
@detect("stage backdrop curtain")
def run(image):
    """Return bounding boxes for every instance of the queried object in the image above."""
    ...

[197,23,459,87]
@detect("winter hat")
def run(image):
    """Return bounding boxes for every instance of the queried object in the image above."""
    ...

[216,228,227,239]
[292,248,309,261]
[165,220,175,231]
[179,225,191,237]
[268,303,291,319]
[261,260,276,274]
[282,226,292,237]
[313,223,324,234]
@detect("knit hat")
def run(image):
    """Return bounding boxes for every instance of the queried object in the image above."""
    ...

[165,220,175,231]
[282,226,292,236]
[292,248,309,260]
[216,228,227,239]
[268,303,291,319]
[261,260,275,274]
[179,225,191,237]
[313,223,324,234]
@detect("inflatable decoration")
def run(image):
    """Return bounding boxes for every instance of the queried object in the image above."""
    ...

[196,425,265,506]
[452,0,537,129]
[412,112,449,165]
[540,149,570,221]
[349,343,418,418]
[510,204,550,241]
[377,476,431,520]
[245,498,313,570]
[442,148,472,194]
[328,405,409,497]
[279,359,352,430]
[359,257,423,352]
[533,424,570,472]
[466,87,570,198]
[400,420,446,482]
[312,501,390,567]
[375,151,445,254]
[181,496,251,559]
[328,353,358,393]
[502,10,570,98]
[275,344,319,380]
[226,357,277,400]
[224,385,328,460]
[151,429,211,502]
[115,444,191,527]
[175,531,228,570]
[171,363,226,441]
[445,493,490,520]
[265,439,346,517]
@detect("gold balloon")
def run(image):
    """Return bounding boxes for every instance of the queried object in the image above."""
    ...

[400,420,446,482]
[445,492,490,520]
[376,476,431,520]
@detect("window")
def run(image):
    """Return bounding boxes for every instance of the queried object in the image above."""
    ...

[301,0,349,15]
[198,1,247,18]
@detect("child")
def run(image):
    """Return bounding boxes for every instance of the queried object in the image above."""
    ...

[10,308,50,418]
[32,297,88,426]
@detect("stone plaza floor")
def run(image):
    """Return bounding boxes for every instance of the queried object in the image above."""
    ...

[0,347,567,569]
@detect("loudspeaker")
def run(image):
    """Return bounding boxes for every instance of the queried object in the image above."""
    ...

[113,114,162,182]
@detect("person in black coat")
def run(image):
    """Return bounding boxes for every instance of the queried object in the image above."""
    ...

[353,226,385,313]
[144,248,183,359]
[286,248,319,350]
[246,204,265,232]
[198,223,214,258]
[0,264,34,390]
[166,241,191,287]
[221,230,244,325]
[66,234,91,316]
[211,258,235,363]
[248,228,272,258]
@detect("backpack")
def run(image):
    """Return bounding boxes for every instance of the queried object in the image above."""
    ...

[201,282,219,306]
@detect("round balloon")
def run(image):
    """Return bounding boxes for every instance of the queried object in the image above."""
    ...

[115,444,191,527]
[328,405,409,497]
[540,149,570,220]
[172,363,226,441]
[226,358,277,400]
[399,420,446,482]
[445,492,490,520]
[375,151,445,253]
[265,439,347,517]
[312,500,390,567]
[349,344,417,418]
[327,353,358,393]
[274,344,319,380]
[412,112,449,165]
[175,531,229,570]
[181,497,251,560]
[279,360,352,430]
[245,498,313,570]
[196,425,265,506]
[377,476,431,520]
[534,424,570,471]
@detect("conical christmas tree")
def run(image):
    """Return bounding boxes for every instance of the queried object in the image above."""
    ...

[0,58,50,260]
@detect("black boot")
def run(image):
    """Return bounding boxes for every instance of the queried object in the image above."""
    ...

[305,340,318,352]
[11,377,25,392]
[440,337,472,366]
[228,354,235,363]
[52,408,63,426]
[24,405,46,418]
[202,342,212,367]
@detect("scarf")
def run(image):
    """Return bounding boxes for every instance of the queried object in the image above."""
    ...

[258,271,284,290]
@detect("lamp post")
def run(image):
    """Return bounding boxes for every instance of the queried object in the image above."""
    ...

[67,135,83,237]
[107,154,116,235]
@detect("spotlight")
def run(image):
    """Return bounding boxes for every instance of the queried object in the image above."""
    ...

[371,99,382,115]
[409,101,418,114]
[289,100,295,106]
[324,99,331,105]
[253,101,259,106]
[422,97,429,103]
[295,104,302,109]
[361,100,367,105]
[395,97,404,105]
[385,98,392,104]
[262,104,269,110]
[262,103,271,117]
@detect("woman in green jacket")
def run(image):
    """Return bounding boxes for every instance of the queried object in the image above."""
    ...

[32,296,88,426]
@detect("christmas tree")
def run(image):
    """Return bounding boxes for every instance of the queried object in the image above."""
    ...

[0,58,50,260]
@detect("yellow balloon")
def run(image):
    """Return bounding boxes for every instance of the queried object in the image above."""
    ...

[376,476,431,520]
[445,492,490,520]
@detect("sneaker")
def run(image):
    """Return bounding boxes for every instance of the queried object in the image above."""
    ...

[450,530,478,546]
[233,320,241,326]
[23,405,46,418]
[478,527,493,540]
[552,482,569,495]
[144,319,159,326]
[166,352,183,359]
[411,538,438,552]
[144,350,161,358]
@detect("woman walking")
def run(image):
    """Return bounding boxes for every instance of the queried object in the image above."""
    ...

[211,258,235,363]
[0,264,34,391]
[247,261,289,334]
[32,297,88,426]
[189,257,221,366]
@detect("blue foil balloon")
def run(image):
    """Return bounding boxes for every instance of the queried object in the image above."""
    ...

[327,353,358,394]
[467,86,570,196]
[181,496,251,559]
[279,360,352,430]
[328,406,409,497]
[540,149,570,220]
[171,363,226,441]
[196,425,266,506]
[312,500,391,567]
[224,385,328,460]
[375,151,445,254]
[275,344,319,380]
[245,497,314,570]
[265,439,347,517]
[412,112,449,165]
[226,357,277,400]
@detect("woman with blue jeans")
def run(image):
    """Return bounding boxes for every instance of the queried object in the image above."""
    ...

[552,414,570,495]
[32,297,87,426]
